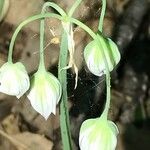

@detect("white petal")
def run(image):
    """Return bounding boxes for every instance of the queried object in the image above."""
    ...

[27,84,53,120]
[86,51,104,76]
[16,72,30,98]
[0,62,29,98]
[16,78,29,98]
[84,41,105,76]
[46,73,62,104]
[79,121,95,150]
[27,71,61,119]
[0,70,19,95]
[108,121,119,136]
[79,118,119,150]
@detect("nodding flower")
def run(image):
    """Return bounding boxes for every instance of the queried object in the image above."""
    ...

[84,34,120,76]
[79,117,119,150]
[0,62,30,98]
[27,70,62,120]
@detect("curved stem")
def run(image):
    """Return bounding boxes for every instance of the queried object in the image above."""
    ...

[97,35,111,120]
[7,12,98,63]
[98,0,106,32]
[68,0,83,17]
[69,16,111,120]
[70,18,96,39]
[101,72,111,120]
[8,13,63,63]
[97,0,110,120]
[42,2,66,16]
[38,7,46,71]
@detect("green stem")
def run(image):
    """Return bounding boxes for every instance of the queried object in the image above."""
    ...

[8,1,67,63]
[69,0,110,120]
[98,0,111,120]
[7,5,72,149]
[38,8,46,71]
[41,3,73,149]
[7,13,97,63]
[98,0,106,32]
[0,0,4,16]
[42,2,66,16]
[8,13,62,63]
[70,16,111,119]
[68,0,83,17]
[101,71,111,120]
[38,1,65,71]
[71,16,111,120]
[58,31,72,150]
[41,3,72,149]
[97,35,111,120]
[70,18,96,39]
[103,73,111,119]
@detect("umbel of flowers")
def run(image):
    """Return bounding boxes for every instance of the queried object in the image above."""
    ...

[0,0,120,150]
[0,2,63,120]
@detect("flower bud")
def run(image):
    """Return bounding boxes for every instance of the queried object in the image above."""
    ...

[79,118,119,150]
[27,71,62,120]
[84,35,120,76]
[0,62,30,98]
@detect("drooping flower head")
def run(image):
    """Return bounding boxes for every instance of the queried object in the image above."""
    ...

[79,117,119,150]
[27,70,62,120]
[84,34,120,76]
[0,62,30,98]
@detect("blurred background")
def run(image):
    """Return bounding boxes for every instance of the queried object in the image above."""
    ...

[0,0,150,149]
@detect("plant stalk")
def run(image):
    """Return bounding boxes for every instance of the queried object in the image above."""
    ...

[58,31,72,150]
[98,0,106,32]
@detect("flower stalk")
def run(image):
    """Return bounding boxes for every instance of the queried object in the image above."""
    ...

[58,31,72,150]
[98,0,106,32]
[0,0,4,15]
[98,0,111,119]
[38,6,46,71]
[8,13,63,63]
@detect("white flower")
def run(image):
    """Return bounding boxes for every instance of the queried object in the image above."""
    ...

[84,35,120,76]
[27,70,62,120]
[79,118,119,150]
[0,62,30,98]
